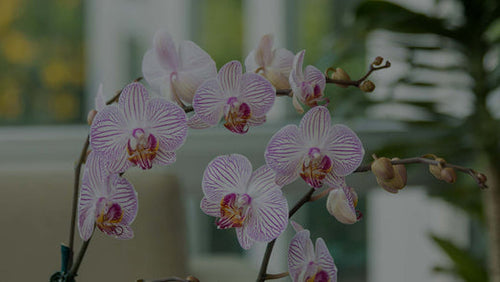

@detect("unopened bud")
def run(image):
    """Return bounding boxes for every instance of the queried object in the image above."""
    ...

[331,68,351,88]
[326,186,359,224]
[429,157,445,179]
[372,157,407,193]
[360,80,375,92]
[87,109,97,125]
[429,157,456,183]
[477,172,487,184]
[440,167,456,183]
[373,56,383,66]
[371,157,394,180]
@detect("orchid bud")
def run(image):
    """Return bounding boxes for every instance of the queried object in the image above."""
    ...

[372,157,407,193]
[371,157,394,180]
[87,109,97,125]
[440,167,457,183]
[429,157,446,179]
[360,80,375,92]
[373,56,383,66]
[331,68,351,88]
[477,172,487,184]
[326,186,359,224]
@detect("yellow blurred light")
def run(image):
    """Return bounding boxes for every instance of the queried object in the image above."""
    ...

[49,92,78,120]
[0,0,21,30]
[42,60,73,89]
[1,30,35,65]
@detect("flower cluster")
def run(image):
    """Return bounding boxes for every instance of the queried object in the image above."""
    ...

[76,30,371,282]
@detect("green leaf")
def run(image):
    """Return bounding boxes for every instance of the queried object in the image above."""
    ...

[356,1,455,38]
[430,235,488,282]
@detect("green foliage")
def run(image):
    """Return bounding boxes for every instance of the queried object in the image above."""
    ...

[431,234,488,282]
[356,1,453,37]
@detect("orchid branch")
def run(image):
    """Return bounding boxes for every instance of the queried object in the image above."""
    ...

[354,156,488,189]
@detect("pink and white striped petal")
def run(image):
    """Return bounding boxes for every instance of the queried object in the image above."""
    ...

[304,65,326,92]
[265,124,306,182]
[146,97,187,151]
[193,78,225,126]
[326,124,364,176]
[218,61,242,94]
[153,150,176,166]
[315,238,338,281]
[200,197,221,217]
[236,225,254,250]
[119,82,149,123]
[299,106,331,146]
[288,229,315,281]
[90,105,129,162]
[109,174,138,225]
[239,73,275,117]
[202,154,253,202]
[187,114,213,129]
[246,188,288,242]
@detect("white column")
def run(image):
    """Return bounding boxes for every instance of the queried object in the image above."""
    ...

[368,188,469,282]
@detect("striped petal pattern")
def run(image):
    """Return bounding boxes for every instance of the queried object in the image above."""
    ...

[192,60,275,134]
[288,222,337,282]
[90,82,187,173]
[266,106,364,189]
[78,152,138,241]
[200,154,288,250]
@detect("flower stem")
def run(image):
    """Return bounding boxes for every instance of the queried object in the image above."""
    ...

[354,156,488,189]
[65,237,92,281]
[256,188,315,281]
[67,136,89,269]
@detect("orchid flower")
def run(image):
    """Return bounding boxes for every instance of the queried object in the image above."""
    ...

[142,30,217,106]
[326,185,361,224]
[288,221,337,282]
[90,82,187,173]
[265,106,364,189]
[289,50,327,113]
[200,154,288,250]
[78,151,138,240]
[192,61,275,134]
[244,34,294,89]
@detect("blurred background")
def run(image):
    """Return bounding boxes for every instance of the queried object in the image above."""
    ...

[0,0,498,281]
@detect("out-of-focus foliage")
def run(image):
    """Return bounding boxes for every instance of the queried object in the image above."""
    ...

[0,0,84,124]
[356,0,500,280]
[431,234,488,282]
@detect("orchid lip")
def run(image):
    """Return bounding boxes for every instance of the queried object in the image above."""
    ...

[300,147,333,188]
[127,128,159,170]
[217,193,252,229]
[95,198,125,236]
[224,99,252,134]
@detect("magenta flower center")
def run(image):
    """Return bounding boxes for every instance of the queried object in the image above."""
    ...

[300,147,333,188]
[302,82,326,107]
[223,97,252,134]
[95,198,124,236]
[306,269,330,282]
[217,193,252,229]
[127,128,159,170]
